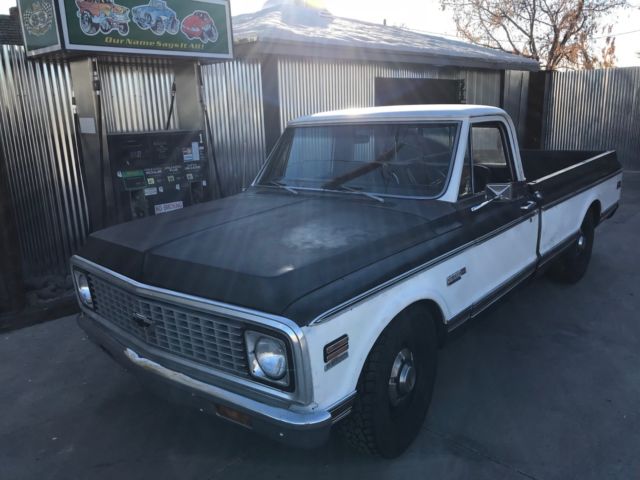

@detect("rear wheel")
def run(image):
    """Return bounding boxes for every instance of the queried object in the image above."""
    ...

[168,17,179,34]
[548,212,596,284]
[339,308,438,458]
[80,11,98,34]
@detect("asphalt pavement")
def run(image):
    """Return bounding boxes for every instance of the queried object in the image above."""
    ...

[1,174,639,480]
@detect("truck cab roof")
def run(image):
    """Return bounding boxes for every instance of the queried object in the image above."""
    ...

[288,105,508,126]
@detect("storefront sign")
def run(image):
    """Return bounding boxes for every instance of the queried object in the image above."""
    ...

[18,0,62,55]
[18,0,233,60]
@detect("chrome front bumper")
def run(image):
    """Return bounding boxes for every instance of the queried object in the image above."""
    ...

[78,313,336,448]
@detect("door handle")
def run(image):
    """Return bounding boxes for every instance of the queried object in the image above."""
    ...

[521,200,537,212]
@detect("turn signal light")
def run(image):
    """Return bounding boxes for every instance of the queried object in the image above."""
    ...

[216,405,252,429]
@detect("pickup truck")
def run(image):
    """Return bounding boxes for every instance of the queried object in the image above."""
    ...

[72,105,622,458]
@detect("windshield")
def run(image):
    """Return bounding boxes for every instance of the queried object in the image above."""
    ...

[257,122,460,198]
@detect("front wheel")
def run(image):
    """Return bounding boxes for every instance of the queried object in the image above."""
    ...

[548,212,596,284]
[339,308,438,458]
[151,19,165,35]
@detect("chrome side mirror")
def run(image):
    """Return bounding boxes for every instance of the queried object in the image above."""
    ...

[485,183,516,202]
[471,182,527,213]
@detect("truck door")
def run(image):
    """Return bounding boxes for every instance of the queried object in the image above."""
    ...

[454,120,539,317]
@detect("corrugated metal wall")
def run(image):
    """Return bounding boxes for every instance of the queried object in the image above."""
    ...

[99,58,266,196]
[503,70,530,142]
[277,58,502,131]
[0,45,88,277]
[99,58,179,133]
[0,47,507,279]
[202,60,266,194]
[543,68,640,170]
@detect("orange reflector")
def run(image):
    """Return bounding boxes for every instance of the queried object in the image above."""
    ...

[216,405,252,428]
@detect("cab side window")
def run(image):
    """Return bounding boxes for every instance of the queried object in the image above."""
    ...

[458,123,514,199]
[471,125,514,186]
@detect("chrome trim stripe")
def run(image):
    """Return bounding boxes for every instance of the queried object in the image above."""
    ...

[539,170,622,211]
[71,256,314,405]
[253,121,462,201]
[327,391,357,424]
[310,211,538,325]
[124,349,331,428]
[600,203,619,221]
[447,260,537,332]
[472,262,536,318]
[528,151,616,185]
[255,185,450,202]
[539,231,580,267]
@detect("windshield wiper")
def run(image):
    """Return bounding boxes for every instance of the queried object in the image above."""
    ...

[329,185,385,203]
[266,180,299,195]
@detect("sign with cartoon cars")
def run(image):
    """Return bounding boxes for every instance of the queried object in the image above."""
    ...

[181,10,218,43]
[17,0,232,60]
[132,0,179,36]
[75,0,130,36]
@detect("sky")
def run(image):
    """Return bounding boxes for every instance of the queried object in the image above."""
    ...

[2,0,639,67]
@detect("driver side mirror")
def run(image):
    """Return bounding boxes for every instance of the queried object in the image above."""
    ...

[472,182,527,213]
[484,181,528,202]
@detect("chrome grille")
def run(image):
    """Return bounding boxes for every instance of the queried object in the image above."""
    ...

[87,274,249,377]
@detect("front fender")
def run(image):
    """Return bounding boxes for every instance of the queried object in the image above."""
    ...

[302,286,449,410]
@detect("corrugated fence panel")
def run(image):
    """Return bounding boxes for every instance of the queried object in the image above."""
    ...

[0,45,88,277]
[463,69,502,106]
[503,70,530,142]
[543,68,640,170]
[277,58,502,131]
[201,61,266,195]
[99,58,178,133]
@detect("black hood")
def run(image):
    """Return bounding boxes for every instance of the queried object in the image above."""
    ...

[79,189,463,325]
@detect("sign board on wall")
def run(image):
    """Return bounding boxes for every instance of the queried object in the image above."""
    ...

[18,0,62,55]
[17,0,233,60]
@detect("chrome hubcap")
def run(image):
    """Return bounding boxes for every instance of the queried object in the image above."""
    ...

[388,349,416,406]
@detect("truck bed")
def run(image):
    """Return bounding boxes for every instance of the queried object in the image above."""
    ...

[521,150,621,207]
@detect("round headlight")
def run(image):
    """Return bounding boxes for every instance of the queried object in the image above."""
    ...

[254,336,287,380]
[74,271,93,309]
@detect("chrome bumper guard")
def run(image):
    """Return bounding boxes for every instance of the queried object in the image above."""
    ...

[78,313,337,448]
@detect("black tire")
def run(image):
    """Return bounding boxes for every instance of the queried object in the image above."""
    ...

[152,19,164,35]
[548,211,596,284]
[339,308,438,458]
[118,23,129,36]
[99,19,112,34]
[168,17,179,35]
[80,11,98,35]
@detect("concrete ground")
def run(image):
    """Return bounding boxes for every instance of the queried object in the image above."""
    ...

[1,174,639,480]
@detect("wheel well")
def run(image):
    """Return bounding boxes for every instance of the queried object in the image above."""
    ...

[353,299,447,397]
[396,300,447,348]
[588,200,602,226]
